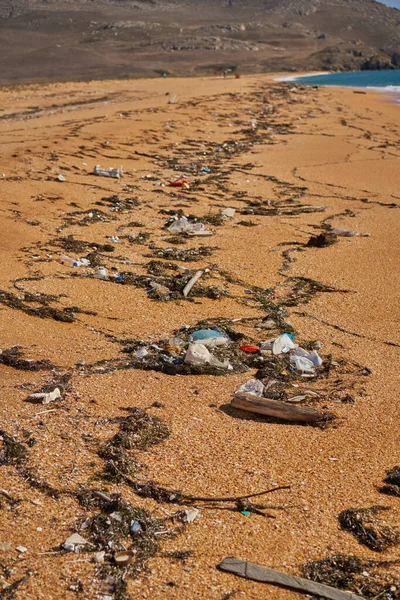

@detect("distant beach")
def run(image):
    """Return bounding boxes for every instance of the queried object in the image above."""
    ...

[280,70,400,104]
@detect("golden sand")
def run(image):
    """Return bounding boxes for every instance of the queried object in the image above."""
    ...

[0,75,399,599]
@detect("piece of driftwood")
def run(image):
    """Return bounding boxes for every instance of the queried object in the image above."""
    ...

[218,558,365,600]
[232,393,322,424]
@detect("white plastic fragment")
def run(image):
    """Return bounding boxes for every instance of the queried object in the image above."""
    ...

[16,546,27,553]
[94,267,108,279]
[183,270,203,297]
[63,533,91,553]
[183,508,201,523]
[93,165,123,179]
[290,355,315,373]
[28,387,61,405]
[236,379,264,397]
[222,208,236,218]
[294,347,323,367]
[168,216,210,236]
[331,227,359,237]
[57,174,66,182]
[272,334,297,355]
[134,347,148,359]
[94,551,105,564]
[184,343,231,370]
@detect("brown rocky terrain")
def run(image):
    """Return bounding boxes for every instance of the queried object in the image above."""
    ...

[0,0,399,83]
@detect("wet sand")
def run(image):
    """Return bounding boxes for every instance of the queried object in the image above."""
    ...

[0,75,399,599]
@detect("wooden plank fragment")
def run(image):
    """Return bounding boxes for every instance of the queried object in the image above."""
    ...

[218,557,365,600]
[231,393,321,424]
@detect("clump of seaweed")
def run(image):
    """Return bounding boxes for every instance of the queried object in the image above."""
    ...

[96,195,141,212]
[379,466,400,498]
[98,408,170,481]
[338,506,400,552]
[0,431,28,466]
[75,492,175,596]
[0,290,75,323]
[302,554,400,600]
[0,347,54,371]
[17,467,61,498]
[51,235,115,253]
[127,232,151,245]
[306,232,338,248]
[150,247,215,262]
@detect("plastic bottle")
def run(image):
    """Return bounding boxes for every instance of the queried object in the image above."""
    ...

[60,254,79,267]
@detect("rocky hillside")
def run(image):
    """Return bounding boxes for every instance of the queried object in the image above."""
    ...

[0,0,399,83]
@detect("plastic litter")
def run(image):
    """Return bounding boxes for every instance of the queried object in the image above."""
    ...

[236,379,264,397]
[183,508,201,523]
[240,344,260,354]
[167,216,208,235]
[331,227,359,237]
[109,236,120,243]
[272,334,297,355]
[63,533,91,553]
[93,165,123,179]
[60,254,80,267]
[183,270,203,297]
[134,348,148,359]
[184,343,231,370]
[57,173,66,182]
[290,355,315,373]
[294,347,323,367]
[169,177,189,188]
[94,267,108,279]
[28,387,61,405]
[222,208,236,218]
[130,520,142,534]
[190,329,228,347]
[114,550,135,565]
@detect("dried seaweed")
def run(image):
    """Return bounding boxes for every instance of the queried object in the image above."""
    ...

[0,431,28,466]
[150,247,215,262]
[0,347,54,371]
[98,408,170,481]
[306,232,338,248]
[0,290,75,322]
[338,506,400,552]
[379,466,400,498]
[17,467,61,498]
[96,195,141,212]
[303,554,400,600]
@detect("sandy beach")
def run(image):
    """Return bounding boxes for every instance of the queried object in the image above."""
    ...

[0,75,399,599]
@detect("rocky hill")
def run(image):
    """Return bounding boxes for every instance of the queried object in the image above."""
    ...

[0,0,399,83]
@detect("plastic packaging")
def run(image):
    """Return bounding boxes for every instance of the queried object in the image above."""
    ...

[290,355,315,373]
[240,345,260,354]
[94,267,108,279]
[168,216,207,235]
[184,343,231,369]
[294,347,323,367]
[190,330,227,347]
[134,348,148,359]
[93,165,123,179]
[272,334,297,355]
[236,379,264,397]
[331,227,359,237]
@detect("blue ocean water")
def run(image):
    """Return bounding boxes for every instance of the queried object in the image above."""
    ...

[287,70,400,92]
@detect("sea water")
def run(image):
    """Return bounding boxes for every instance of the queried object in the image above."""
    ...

[281,70,400,102]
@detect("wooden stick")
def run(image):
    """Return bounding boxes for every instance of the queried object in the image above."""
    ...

[231,393,322,424]
[218,558,365,600]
